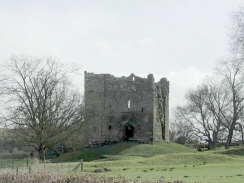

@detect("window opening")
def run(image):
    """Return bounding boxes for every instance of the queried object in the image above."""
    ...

[142,107,144,112]
[109,125,112,130]
[128,100,131,109]
[132,77,135,81]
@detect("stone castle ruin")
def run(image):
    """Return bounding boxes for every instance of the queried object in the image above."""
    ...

[84,71,169,146]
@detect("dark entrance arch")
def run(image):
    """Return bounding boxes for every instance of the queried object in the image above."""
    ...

[124,125,134,141]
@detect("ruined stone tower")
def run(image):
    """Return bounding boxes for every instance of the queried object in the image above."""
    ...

[84,72,169,146]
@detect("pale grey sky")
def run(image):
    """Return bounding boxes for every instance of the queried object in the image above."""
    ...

[0,0,243,116]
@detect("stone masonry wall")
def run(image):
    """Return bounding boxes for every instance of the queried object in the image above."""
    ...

[102,73,154,143]
[84,71,169,146]
[153,78,170,142]
[84,72,106,145]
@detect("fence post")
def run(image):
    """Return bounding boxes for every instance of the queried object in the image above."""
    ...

[27,158,29,168]
[80,159,83,172]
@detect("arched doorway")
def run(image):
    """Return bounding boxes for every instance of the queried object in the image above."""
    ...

[124,125,134,141]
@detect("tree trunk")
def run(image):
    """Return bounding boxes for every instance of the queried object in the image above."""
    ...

[225,124,235,149]
[238,123,244,145]
[211,131,218,150]
[38,150,43,163]
[38,147,46,163]
[225,135,231,149]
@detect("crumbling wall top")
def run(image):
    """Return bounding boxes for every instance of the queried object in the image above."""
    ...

[85,71,157,83]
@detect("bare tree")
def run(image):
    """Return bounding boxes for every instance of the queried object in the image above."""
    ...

[205,78,229,146]
[173,83,225,149]
[215,57,244,149]
[1,55,83,161]
[229,7,244,55]
[0,128,16,153]
[174,56,244,149]
[169,120,195,144]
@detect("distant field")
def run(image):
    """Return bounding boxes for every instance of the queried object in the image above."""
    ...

[1,141,244,183]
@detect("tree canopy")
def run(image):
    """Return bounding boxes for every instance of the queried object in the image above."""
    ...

[0,55,83,160]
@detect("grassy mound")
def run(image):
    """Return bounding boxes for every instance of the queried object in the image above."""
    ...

[140,153,234,165]
[89,152,234,167]
[53,141,196,162]
[118,141,196,157]
[214,146,244,156]
[52,142,138,162]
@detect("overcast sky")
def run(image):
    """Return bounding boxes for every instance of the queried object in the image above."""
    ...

[0,0,244,117]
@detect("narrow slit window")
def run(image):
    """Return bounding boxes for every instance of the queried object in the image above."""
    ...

[132,77,135,81]
[109,125,112,130]
[142,107,144,112]
[128,100,131,109]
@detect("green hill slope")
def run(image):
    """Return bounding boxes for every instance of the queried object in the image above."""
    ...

[53,140,196,162]
[118,141,196,157]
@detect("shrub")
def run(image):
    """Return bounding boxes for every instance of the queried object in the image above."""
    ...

[0,172,182,183]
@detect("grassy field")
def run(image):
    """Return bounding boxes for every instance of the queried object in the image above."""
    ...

[1,141,244,182]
